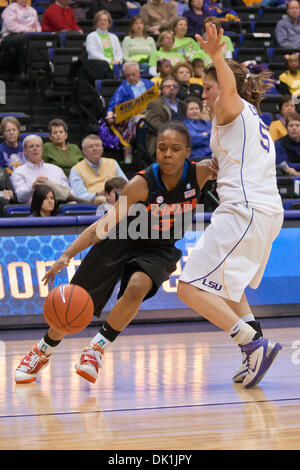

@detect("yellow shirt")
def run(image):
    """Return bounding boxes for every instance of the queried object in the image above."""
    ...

[279,70,300,97]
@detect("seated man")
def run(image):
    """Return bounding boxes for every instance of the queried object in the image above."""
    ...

[0,166,18,216]
[275,111,300,176]
[96,176,128,217]
[69,134,128,203]
[41,0,83,33]
[11,135,72,204]
[145,76,185,156]
[102,61,156,162]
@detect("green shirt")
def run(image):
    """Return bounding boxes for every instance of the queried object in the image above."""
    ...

[172,37,200,58]
[42,142,83,177]
[122,35,157,63]
[148,49,185,68]
[191,36,234,66]
[97,32,114,64]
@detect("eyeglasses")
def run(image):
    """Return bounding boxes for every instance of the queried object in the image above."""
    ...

[163,84,179,89]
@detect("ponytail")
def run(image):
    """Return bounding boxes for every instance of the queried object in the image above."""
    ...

[204,59,275,113]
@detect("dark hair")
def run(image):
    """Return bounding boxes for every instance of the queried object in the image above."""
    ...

[104,177,127,194]
[160,76,179,91]
[285,111,300,126]
[183,96,203,114]
[128,15,147,38]
[278,94,295,112]
[204,59,275,113]
[48,118,68,134]
[30,185,57,217]
[157,121,191,148]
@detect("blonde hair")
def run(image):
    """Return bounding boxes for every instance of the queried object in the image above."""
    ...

[93,10,112,29]
[204,59,275,113]
[0,116,20,135]
[157,30,174,48]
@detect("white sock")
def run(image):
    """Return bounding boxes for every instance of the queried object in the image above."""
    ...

[229,319,257,345]
[241,313,255,323]
[90,332,111,350]
[36,337,54,356]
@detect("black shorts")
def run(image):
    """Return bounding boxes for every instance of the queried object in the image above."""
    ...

[70,238,182,317]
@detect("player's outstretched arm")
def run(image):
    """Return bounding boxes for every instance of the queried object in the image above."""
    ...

[42,176,149,285]
[196,23,243,125]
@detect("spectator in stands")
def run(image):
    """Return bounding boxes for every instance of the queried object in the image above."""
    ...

[172,16,200,59]
[0,117,26,174]
[173,61,203,100]
[275,0,300,49]
[150,59,173,86]
[148,30,185,76]
[1,0,41,78]
[30,184,58,217]
[145,76,185,155]
[0,166,17,217]
[269,95,295,142]
[42,119,83,178]
[84,10,123,80]
[41,0,84,33]
[183,0,207,36]
[183,96,212,161]
[190,57,204,85]
[278,53,300,100]
[202,16,234,59]
[104,60,156,161]
[11,135,71,204]
[89,0,130,21]
[69,0,93,22]
[140,0,178,35]
[96,176,128,217]
[275,112,300,174]
[69,134,128,203]
[122,16,157,71]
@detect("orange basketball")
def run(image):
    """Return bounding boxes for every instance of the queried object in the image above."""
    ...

[43,284,94,334]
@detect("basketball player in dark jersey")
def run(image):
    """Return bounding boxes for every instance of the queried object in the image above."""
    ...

[14,122,218,385]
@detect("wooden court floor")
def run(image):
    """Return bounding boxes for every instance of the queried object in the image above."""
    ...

[1,318,300,451]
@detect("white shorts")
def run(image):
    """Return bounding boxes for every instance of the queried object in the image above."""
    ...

[179,203,284,302]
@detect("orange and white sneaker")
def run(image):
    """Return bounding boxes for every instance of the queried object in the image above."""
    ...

[75,344,104,384]
[14,345,51,384]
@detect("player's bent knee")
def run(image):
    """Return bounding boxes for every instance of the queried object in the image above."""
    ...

[123,273,152,303]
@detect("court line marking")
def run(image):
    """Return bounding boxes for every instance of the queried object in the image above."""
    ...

[1,396,300,420]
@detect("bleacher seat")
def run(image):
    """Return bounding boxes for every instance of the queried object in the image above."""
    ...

[269,48,299,63]
[241,33,274,49]
[240,21,254,33]
[224,33,241,48]
[261,95,282,113]
[260,112,273,127]
[110,20,131,34]
[60,32,87,49]
[268,62,286,79]
[253,20,276,34]
[59,204,98,216]
[234,47,268,63]
[283,199,300,210]
[95,79,123,111]
[276,177,295,198]
[46,47,82,101]
[261,7,287,22]
[4,205,31,217]
[233,6,261,21]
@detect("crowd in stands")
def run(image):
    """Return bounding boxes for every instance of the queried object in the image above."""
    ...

[0,0,300,217]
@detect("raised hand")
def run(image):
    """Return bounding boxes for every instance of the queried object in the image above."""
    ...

[195,22,225,59]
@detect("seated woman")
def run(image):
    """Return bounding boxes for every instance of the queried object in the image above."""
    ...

[84,9,123,80]
[30,184,57,217]
[172,17,200,59]
[275,111,300,175]
[269,95,295,143]
[190,57,204,85]
[0,116,26,175]
[202,16,234,59]
[42,119,83,178]
[150,59,173,86]
[183,96,212,161]
[173,61,203,100]
[122,16,157,72]
[278,53,300,100]
[148,30,185,76]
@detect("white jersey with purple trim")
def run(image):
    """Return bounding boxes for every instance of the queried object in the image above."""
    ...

[210,99,283,215]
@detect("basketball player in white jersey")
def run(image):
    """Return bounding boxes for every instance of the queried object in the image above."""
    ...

[177,22,284,388]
